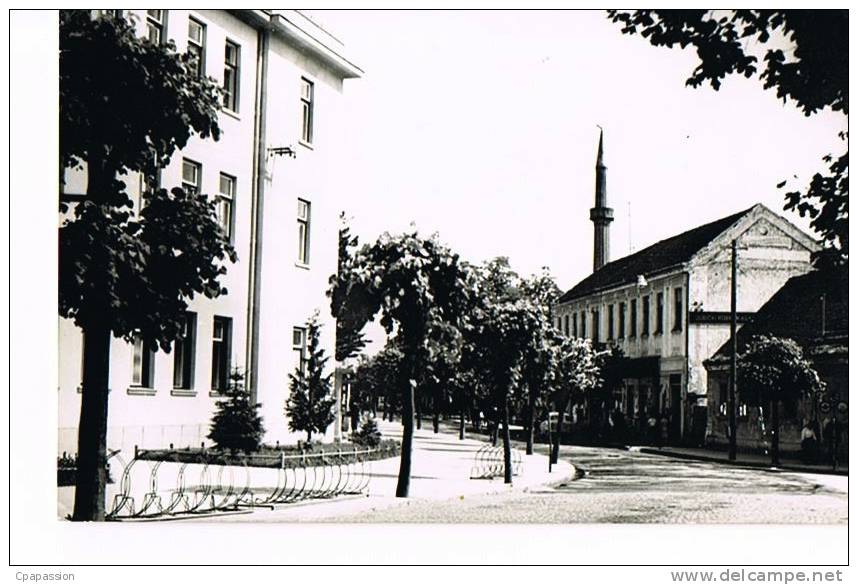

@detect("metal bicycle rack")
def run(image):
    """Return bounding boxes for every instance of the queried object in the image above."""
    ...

[469,443,522,479]
[105,445,391,520]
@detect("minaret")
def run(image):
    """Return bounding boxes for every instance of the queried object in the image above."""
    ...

[590,129,614,272]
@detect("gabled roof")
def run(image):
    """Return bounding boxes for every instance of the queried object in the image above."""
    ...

[707,267,848,364]
[557,206,754,304]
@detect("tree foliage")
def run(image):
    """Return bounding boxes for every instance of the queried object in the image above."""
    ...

[59,10,235,349]
[286,314,337,442]
[208,370,265,455]
[737,334,824,465]
[737,335,824,408]
[61,11,222,178]
[329,213,372,362]
[333,231,473,496]
[606,9,848,265]
[59,10,234,521]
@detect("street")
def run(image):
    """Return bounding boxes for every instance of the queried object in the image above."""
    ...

[320,443,848,524]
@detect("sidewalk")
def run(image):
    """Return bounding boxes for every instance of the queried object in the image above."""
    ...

[638,445,848,476]
[178,418,575,522]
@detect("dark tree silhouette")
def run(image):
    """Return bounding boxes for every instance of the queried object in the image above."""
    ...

[607,10,848,265]
[59,11,233,520]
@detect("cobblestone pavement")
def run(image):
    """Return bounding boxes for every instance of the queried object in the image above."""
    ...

[320,445,849,524]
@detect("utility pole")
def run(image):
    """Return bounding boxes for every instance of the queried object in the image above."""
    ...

[728,239,738,461]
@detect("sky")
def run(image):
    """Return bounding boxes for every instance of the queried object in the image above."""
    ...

[313,9,846,292]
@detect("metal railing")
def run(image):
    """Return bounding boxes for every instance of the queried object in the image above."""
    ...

[469,444,522,480]
[105,444,396,520]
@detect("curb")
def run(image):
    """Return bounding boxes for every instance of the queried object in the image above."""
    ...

[639,447,848,476]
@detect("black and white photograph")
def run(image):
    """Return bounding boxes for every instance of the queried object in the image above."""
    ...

[8,5,850,573]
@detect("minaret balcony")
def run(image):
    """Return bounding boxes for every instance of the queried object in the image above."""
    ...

[590,207,614,222]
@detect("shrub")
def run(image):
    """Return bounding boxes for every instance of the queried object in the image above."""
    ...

[352,416,382,448]
[208,369,265,455]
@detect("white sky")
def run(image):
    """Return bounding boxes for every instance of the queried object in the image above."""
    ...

[317,9,846,291]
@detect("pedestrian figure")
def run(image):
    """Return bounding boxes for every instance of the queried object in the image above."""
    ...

[659,410,669,448]
[800,419,818,464]
[647,414,658,446]
[610,407,626,444]
[822,417,836,470]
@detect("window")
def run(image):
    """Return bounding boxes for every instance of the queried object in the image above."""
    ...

[99,9,125,20]
[146,10,166,45]
[673,287,683,332]
[223,40,240,112]
[580,311,586,338]
[592,309,600,343]
[607,304,614,340]
[131,334,155,388]
[173,312,197,390]
[300,77,314,145]
[188,17,206,77]
[618,302,626,339]
[217,173,235,241]
[572,313,578,338]
[182,159,201,195]
[556,317,561,330]
[564,314,569,336]
[211,317,232,393]
[630,299,638,337]
[718,381,728,416]
[655,292,664,335]
[642,295,650,336]
[292,326,307,376]
[138,167,161,213]
[297,198,311,264]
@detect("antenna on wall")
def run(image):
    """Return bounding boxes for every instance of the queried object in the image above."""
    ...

[628,201,633,254]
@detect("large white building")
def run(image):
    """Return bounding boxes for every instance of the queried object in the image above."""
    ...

[553,134,819,443]
[59,9,362,455]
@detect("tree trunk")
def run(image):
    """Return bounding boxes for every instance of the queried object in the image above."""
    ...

[350,408,359,435]
[72,324,111,521]
[525,387,535,455]
[459,409,465,440]
[307,430,312,443]
[771,399,780,467]
[433,411,439,434]
[502,396,513,484]
[551,398,569,465]
[396,378,415,498]
[415,397,422,430]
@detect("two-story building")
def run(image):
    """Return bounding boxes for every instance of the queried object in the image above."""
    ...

[58,9,362,456]
[553,133,819,443]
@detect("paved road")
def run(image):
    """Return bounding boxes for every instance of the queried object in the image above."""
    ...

[321,445,848,524]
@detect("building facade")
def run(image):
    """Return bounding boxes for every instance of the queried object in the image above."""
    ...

[58,9,362,455]
[705,266,848,458]
[553,135,819,443]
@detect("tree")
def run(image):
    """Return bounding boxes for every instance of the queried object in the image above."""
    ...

[329,213,371,362]
[606,10,848,265]
[208,370,265,455]
[286,314,337,443]
[59,11,234,520]
[518,269,562,454]
[337,232,473,497]
[351,340,407,424]
[737,335,824,466]
[550,338,603,463]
